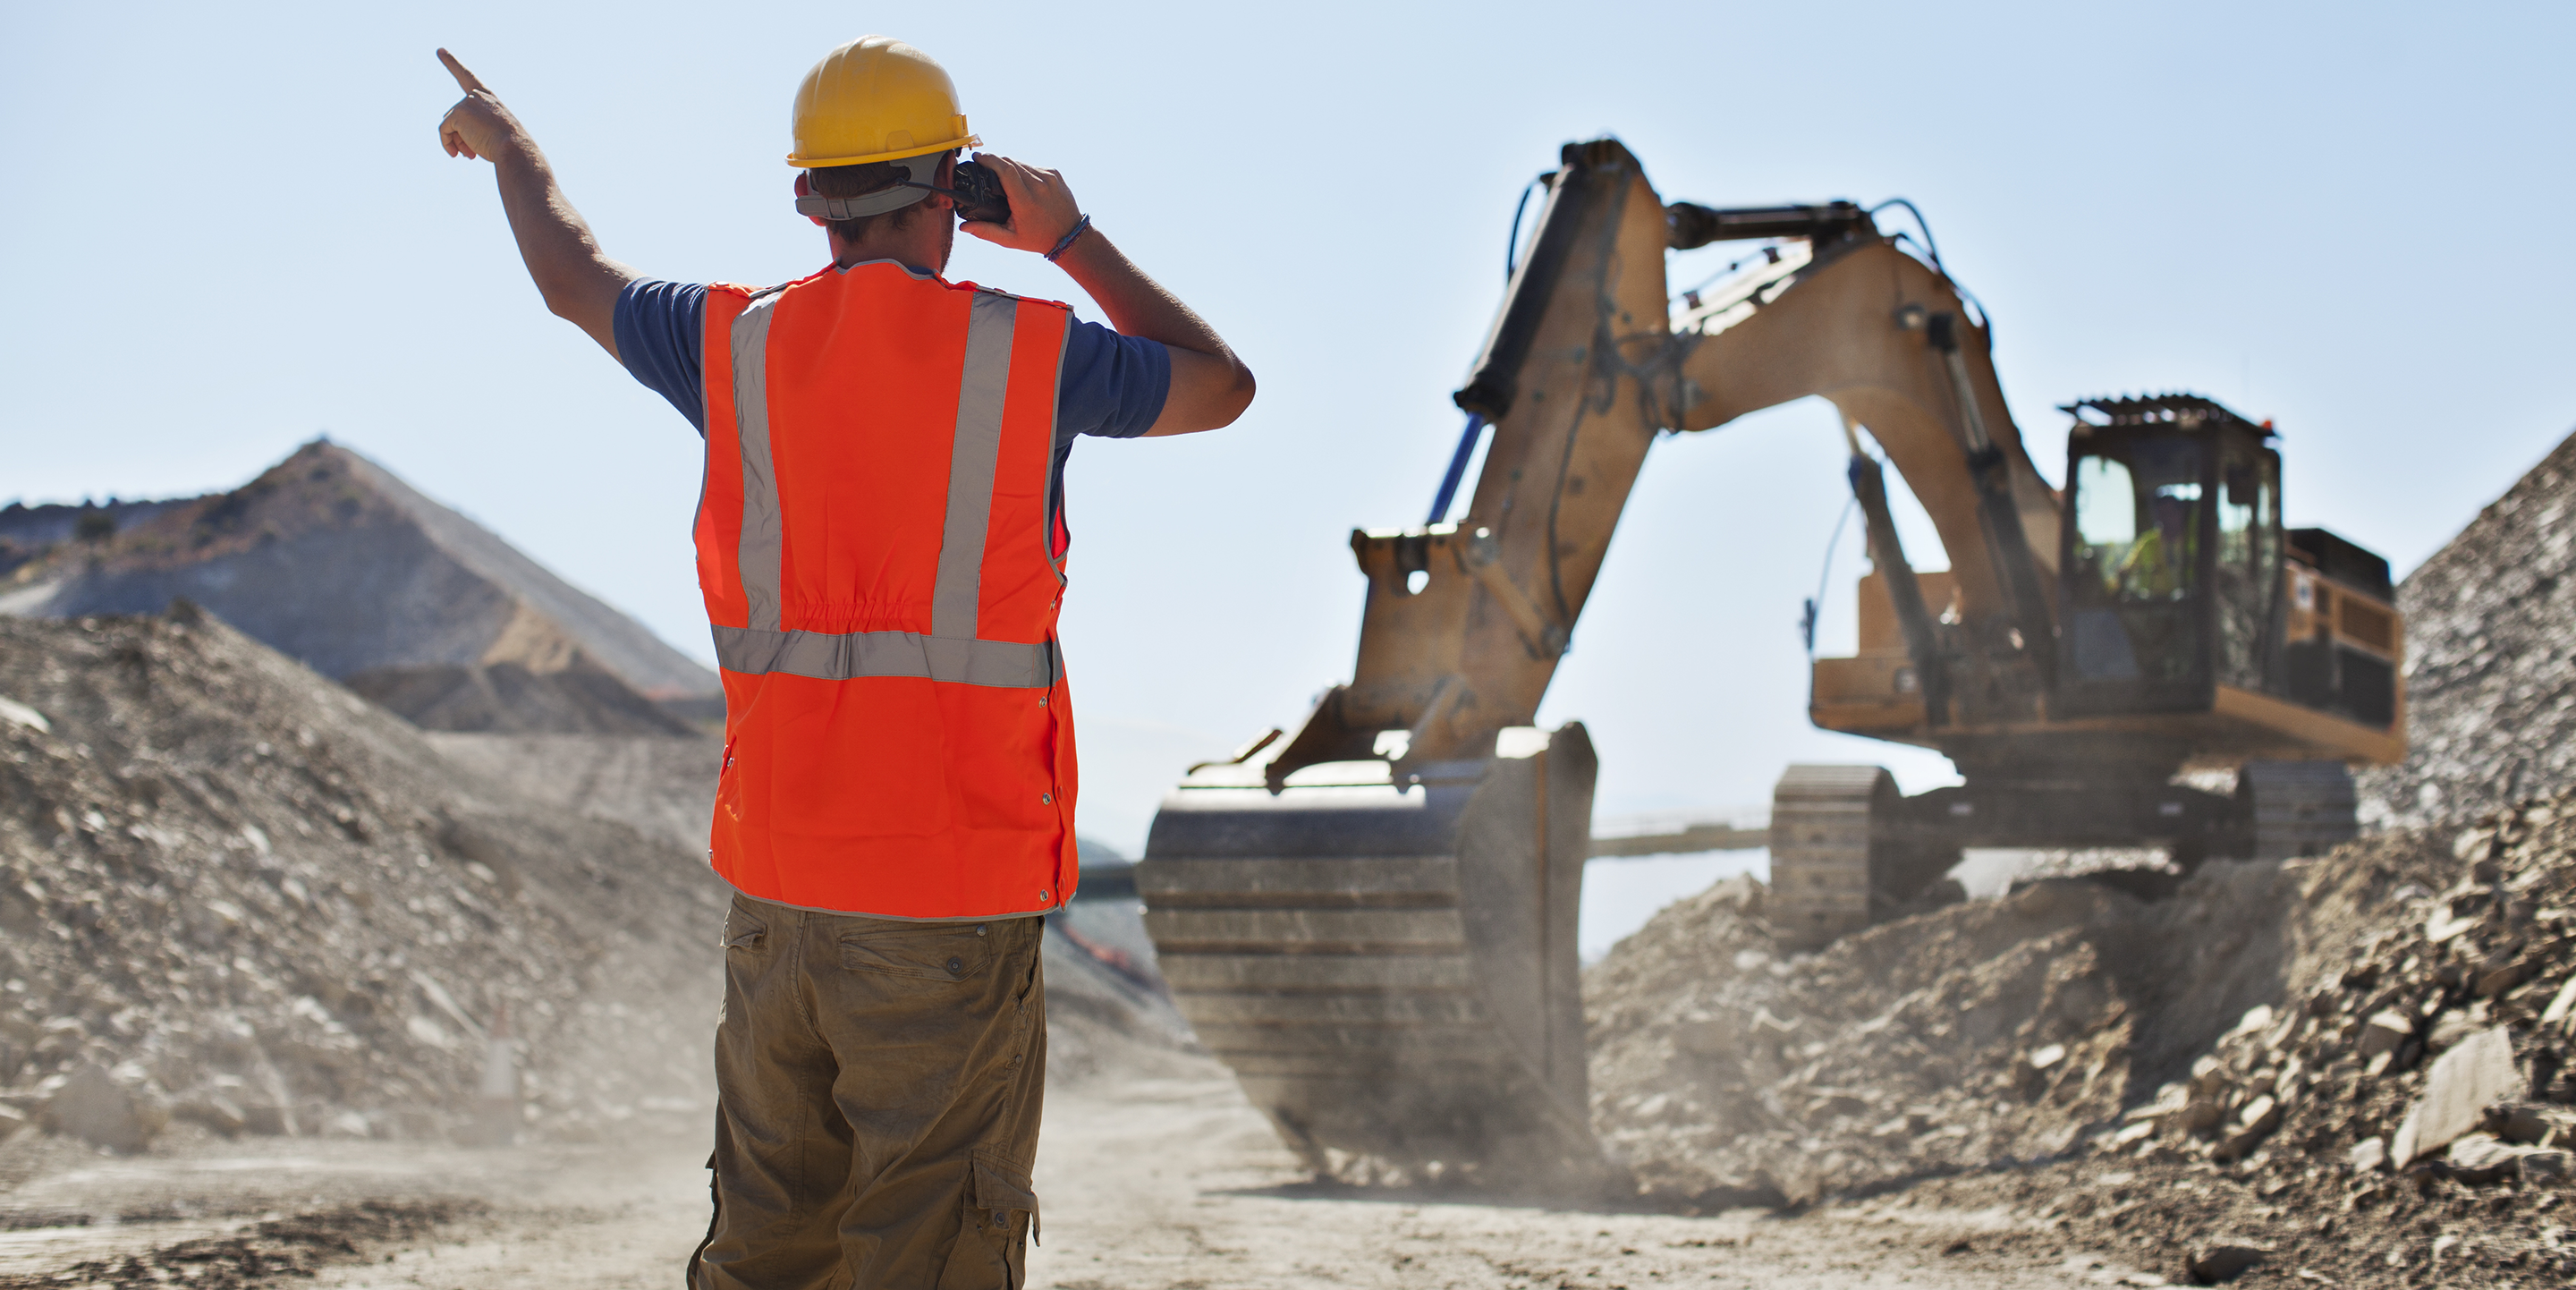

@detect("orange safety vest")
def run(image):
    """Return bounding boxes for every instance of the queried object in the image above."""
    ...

[693,259,1078,918]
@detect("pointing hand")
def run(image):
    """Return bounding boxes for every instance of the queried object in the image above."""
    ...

[436,48,526,162]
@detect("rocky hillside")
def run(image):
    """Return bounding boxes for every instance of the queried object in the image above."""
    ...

[0,607,728,1147]
[2,441,715,734]
[2361,427,2576,830]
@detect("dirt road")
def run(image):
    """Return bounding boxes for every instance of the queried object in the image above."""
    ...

[4,1057,2168,1289]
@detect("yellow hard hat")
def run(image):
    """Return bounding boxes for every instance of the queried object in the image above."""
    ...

[787,36,979,168]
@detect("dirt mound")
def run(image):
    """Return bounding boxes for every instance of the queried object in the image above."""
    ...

[2361,426,2576,830]
[0,608,727,1149]
[4,440,716,729]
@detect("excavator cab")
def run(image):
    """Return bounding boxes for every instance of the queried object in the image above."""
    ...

[2056,396,2284,717]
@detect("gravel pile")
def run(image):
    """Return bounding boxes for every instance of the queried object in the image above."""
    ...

[2361,427,2576,830]
[0,607,728,1150]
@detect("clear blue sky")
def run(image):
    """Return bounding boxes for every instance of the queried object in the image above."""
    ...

[6,1,2571,855]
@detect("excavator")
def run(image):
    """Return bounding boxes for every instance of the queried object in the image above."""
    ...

[1132,139,2406,1186]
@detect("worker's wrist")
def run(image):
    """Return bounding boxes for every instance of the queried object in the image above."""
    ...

[1048,225,1112,275]
[1041,216,1091,262]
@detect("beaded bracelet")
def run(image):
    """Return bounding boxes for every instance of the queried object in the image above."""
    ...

[1044,215,1093,262]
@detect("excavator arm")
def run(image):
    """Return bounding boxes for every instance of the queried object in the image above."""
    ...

[1267,138,2058,788]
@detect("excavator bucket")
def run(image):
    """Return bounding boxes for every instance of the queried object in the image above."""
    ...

[1135,726,1605,1186]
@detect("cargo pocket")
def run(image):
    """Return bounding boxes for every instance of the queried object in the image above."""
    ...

[938,1150,1038,1289]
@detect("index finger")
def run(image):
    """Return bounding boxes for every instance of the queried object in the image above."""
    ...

[436,48,490,95]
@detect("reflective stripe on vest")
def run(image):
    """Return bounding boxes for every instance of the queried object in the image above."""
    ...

[694,260,1078,920]
[715,288,1052,687]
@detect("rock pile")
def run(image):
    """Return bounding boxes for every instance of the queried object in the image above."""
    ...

[1586,858,2311,1206]
[0,608,727,1150]
[1588,787,2576,1280]
[1998,790,2576,1283]
[2360,426,2576,829]
[2111,800,2576,1180]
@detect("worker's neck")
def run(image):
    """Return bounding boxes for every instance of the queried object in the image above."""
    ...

[831,221,952,276]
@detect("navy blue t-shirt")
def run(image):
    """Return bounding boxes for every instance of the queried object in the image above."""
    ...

[612,272,1169,525]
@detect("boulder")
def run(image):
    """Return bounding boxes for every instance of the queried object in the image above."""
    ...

[2216,1096,2282,1160]
[2391,1026,2521,1167]
[2445,1133,2521,1184]
[2357,1010,2413,1057]
[2184,1243,2266,1284]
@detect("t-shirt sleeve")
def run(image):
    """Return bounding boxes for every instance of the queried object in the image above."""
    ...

[613,279,709,436]
[1053,317,1170,442]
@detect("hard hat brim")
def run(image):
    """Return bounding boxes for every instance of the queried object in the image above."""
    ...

[785,132,980,169]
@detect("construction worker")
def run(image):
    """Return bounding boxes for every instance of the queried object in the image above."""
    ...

[436,37,1253,1290]
[2118,492,2198,600]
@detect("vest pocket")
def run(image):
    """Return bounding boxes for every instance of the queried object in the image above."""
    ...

[715,737,743,825]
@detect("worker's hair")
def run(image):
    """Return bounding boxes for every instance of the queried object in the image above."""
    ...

[809,153,947,244]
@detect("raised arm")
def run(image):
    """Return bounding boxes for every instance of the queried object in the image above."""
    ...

[435,49,637,359]
[962,155,1255,437]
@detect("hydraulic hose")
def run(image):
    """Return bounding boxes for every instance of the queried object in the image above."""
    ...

[1428,413,1487,524]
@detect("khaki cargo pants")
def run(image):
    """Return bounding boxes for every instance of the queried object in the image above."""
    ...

[691,895,1046,1290]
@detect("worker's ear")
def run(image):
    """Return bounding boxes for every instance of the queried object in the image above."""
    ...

[922,152,955,213]
[795,172,828,228]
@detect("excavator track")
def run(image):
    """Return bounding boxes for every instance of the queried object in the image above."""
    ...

[2241,760,2360,860]
[1136,726,1605,1186]
[1767,765,1895,949]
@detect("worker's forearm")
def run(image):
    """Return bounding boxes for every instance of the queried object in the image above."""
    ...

[487,139,633,356]
[1054,232,1233,366]
[1053,230,1253,434]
